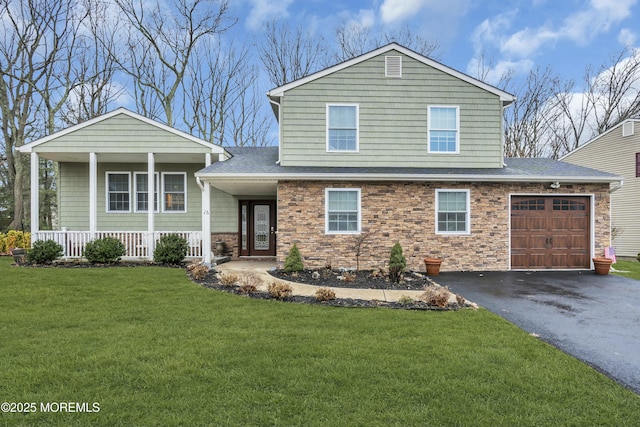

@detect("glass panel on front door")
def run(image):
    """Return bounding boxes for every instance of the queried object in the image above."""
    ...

[254,205,270,251]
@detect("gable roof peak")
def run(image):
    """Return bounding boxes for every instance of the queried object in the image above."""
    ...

[267,43,515,106]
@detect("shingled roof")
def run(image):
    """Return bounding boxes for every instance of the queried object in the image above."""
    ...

[196,146,621,183]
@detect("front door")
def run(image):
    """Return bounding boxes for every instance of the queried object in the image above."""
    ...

[239,201,276,257]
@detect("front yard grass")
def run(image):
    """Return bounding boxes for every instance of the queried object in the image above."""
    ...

[1,256,639,426]
[613,259,640,280]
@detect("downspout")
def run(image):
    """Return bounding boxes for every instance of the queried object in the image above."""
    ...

[269,96,282,165]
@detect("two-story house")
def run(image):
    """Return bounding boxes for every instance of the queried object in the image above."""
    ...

[21,43,620,271]
[562,119,639,258]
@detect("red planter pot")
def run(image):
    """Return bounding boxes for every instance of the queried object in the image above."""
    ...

[592,257,613,275]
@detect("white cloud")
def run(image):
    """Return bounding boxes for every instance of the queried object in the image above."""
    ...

[245,0,294,31]
[466,57,534,86]
[501,26,559,58]
[380,0,426,23]
[618,28,637,47]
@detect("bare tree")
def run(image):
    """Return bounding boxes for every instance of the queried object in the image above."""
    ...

[333,21,441,62]
[113,0,234,126]
[258,20,329,88]
[183,38,273,146]
[502,67,562,158]
[585,47,640,135]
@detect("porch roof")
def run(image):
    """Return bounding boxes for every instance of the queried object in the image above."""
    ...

[196,147,623,190]
[19,108,228,163]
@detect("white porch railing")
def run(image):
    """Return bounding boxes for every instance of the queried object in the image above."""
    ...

[31,231,203,259]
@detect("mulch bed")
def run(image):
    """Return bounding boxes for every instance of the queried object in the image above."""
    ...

[268,268,436,291]
[190,268,459,311]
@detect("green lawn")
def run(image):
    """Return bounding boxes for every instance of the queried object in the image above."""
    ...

[613,259,640,280]
[1,257,639,426]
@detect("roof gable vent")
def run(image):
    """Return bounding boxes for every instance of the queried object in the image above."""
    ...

[385,56,402,78]
[622,121,634,137]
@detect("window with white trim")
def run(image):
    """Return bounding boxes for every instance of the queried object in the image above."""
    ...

[327,104,358,152]
[428,106,459,153]
[436,189,470,234]
[326,189,361,233]
[134,172,159,213]
[106,172,131,212]
[162,173,186,212]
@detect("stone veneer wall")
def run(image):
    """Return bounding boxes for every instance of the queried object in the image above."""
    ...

[276,180,611,272]
[211,232,239,259]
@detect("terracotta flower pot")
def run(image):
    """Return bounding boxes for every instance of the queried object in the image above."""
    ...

[592,257,613,275]
[424,257,443,276]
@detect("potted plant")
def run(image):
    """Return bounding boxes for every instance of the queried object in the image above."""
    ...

[424,256,443,276]
[592,257,613,275]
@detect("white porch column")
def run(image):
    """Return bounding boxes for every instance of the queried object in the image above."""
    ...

[89,152,97,238]
[202,152,212,265]
[30,153,39,234]
[147,152,155,260]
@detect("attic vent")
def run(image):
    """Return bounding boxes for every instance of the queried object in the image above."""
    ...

[622,121,634,137]
[385,56,402,78]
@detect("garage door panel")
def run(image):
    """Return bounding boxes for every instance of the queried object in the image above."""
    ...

[511,196,590,269]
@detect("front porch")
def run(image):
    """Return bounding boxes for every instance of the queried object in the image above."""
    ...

[33,230,204,260]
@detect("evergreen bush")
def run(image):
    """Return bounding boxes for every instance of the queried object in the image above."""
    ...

[27,240,63,264]
[388,242,406,283]
[153,234,188,265]
[283,243,304,272]
[84,237,126,264]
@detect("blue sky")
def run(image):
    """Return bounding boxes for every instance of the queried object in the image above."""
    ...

[230,0,638,87]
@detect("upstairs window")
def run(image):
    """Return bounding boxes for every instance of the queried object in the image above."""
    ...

[163,173,186,212]
[106,172,131,212]
[428,106,459,153]
[327,104,358,152]
[436,189,470,234]
[326,189,360,233]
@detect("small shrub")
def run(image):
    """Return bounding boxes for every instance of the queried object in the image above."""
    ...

[268,281,293,299]
[341,271,356,282]
[315,287,336,301]
[27,240,63,264]
[397,295,414,306]
[84,236,126,264]
[219,272,239,287]
[188,263,210,281]
[284,243,304,272]
[238,272,260,289]
[388,243,406,283]
[4,230,31,252]
[153,234,188,265]
[239,283,258,294]
[419,285,450,308]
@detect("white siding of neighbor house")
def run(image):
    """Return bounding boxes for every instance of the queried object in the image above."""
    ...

[563,122,640,257]
[58,162,238,233]
[279,50,504,168]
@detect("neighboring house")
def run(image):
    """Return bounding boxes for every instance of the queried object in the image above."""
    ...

[21,43,621,271]
[562,119,639,257]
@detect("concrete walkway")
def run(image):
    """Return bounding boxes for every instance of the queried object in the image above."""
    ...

[214,260,427,302]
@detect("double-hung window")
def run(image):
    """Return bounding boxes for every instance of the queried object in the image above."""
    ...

[436,189,470,234]
[327,104,358,152]
[134,172,159,213]
[163,172,186,212]
[326,189,360,233]
[106,172,130,212]
[428,106,459,153]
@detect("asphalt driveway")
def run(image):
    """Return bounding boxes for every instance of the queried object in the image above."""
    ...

[436,270,640,394]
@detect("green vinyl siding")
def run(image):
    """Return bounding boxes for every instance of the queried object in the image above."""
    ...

[563,123,640,257]
[33,115,211,154]
[58,162,238,233]
[279,50,504,168]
